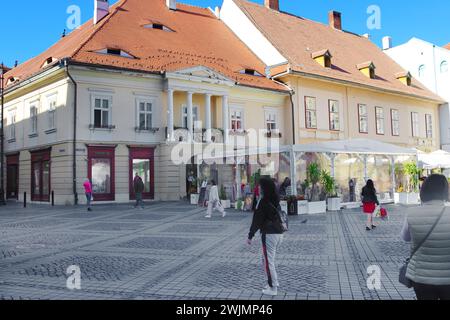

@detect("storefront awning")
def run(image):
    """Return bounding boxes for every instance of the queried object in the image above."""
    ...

[291,139,417,156]
[418,150,450,169]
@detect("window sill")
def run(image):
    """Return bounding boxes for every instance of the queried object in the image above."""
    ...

[89,124,116,131]
[135,127,160,133]
[28,133,38,138]
[45,128,57,135]
[265,131,282,138]
[7,138,16,143]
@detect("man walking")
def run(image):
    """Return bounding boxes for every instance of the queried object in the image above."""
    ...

[133,172,145,209]
[205,180,226,218]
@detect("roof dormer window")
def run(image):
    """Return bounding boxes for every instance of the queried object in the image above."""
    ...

[144,23,174,32]
[312,49,332,68]
[395,71,412,86]
[42,57,57,68]
[94,48,136,59]
[357,61,376,79]
[239,69,263,77]
[6,76,19,86]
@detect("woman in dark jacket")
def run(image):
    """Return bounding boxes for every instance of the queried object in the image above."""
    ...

[247,177,284,296]
[361,179,379,231]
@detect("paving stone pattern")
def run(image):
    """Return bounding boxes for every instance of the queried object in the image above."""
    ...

[0,202,417,300]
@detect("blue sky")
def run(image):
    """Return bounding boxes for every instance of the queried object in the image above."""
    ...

[1,0,449,67]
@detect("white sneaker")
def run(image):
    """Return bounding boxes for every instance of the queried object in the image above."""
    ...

[262,287,278,296]
[222,212,227,218]
[205,215,212,219]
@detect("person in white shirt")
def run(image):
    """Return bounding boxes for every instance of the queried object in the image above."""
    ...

[205,180,226,218]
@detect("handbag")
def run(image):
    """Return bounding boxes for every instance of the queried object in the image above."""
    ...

[399,206,446,288]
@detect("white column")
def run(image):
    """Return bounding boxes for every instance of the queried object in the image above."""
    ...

[390,156,396,196]
[167,89,174,142]
[222,95,229,144]
[363,155,368,182]
[205,94,212,143]
[187,91,194,142]
[289,147,297,196]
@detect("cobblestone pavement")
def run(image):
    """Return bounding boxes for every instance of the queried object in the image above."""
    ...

[0,202,416,300]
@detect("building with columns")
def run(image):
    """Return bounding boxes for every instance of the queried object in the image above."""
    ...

[1,0,288,205]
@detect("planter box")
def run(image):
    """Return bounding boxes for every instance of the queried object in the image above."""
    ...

[394,192,420,205]
[280,201,288,214]
[307,201,327,214]
[190,194,199,205]
[297,200,309,215]
[221,200,231,209]
[327,198,342,211]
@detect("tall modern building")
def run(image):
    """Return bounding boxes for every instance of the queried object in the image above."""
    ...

[385,38,450,151]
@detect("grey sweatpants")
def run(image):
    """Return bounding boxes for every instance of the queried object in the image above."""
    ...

[261,234,284,288]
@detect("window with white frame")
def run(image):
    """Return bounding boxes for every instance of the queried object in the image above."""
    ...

[230,107,244,131]
[305,96,317,129]
[425,114,433,138]
[137,99,153,130]
[411,112,419,137]
[441,61,448,74]
[418,65,426,78]
[93,96,111,129]
[391,109,400,136]
[9,110,16,140]
[30,103,38,135]
[375,106,385,135]
[182,105,199,128]
[265,110,278,132]
[47,94,57,130]
[358,104,368,133]
[328,100,340,131]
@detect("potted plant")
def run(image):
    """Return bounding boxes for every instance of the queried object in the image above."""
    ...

[306,163,327,214]
[297,194,309,215]
[220,185,231,209]
[236,198,244,211]
[394,162,420,205]
[321,170,341,211]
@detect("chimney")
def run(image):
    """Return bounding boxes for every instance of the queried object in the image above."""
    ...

[166,0,177,10]
[94,0,109,25]
[382,36,393,50]
[264,0,279,11]
[329,11,342,30]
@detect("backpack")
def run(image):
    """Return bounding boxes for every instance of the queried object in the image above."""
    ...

[269,202,289,233]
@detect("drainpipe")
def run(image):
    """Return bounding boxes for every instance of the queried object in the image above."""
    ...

[64,58,78,205]
[271,71,296,145]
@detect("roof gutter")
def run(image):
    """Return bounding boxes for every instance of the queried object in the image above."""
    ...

[63,58,78,206]
[289,69,445,104]
[271,68,296,145]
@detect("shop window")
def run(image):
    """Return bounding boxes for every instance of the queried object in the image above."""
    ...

[129,148,155,200]
[88,146,115,201]
[31,149,51,202]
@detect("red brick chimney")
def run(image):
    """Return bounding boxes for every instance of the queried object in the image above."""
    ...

[329,11,342,30]
[264,0,279,11]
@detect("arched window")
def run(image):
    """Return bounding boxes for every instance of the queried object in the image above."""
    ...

[418,65,426,77]
[441,61,448,74]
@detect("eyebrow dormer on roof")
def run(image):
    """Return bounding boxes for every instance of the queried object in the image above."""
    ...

[41,57,58,68]
[94,48,136,59]
[395,71,412,86]
[357,61,376,79]
[311,49,332,68]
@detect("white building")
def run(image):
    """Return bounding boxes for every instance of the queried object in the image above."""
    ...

[385,38,450,151]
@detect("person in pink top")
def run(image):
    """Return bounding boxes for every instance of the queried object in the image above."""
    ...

[83,178,93,212]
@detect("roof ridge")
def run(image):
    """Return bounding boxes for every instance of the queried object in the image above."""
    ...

[71,0,129,59]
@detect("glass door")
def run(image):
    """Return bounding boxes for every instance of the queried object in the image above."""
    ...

[88,146,115,201]
[129,147,154,200]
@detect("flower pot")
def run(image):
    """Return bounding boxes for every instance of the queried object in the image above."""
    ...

[307,201,327,214]
[394,192,419,205]
[327,197,341,211]
[190,194,199,205]
[221,200,231,209]
[297,200,309,215]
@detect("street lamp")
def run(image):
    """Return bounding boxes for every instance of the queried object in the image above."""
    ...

[0,63,5,205]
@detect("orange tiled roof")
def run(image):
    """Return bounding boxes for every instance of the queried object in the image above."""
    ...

[3,0,286,92]
[234,0,443,102]
[444,43,450,50]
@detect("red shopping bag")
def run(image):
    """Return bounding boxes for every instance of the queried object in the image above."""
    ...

[380,208,388,220]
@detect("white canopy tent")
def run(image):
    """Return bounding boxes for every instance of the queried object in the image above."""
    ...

[418,150,450,169]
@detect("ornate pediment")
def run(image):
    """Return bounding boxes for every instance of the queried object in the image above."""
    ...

[166,66,235,85]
